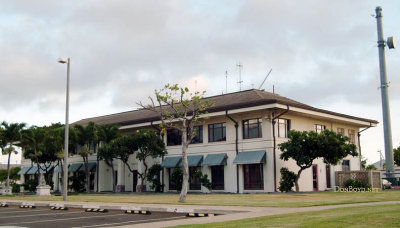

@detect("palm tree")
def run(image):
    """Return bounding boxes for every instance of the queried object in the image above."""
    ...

[21,126,47,185]
[74,122,97,193]
[1,121,25,193]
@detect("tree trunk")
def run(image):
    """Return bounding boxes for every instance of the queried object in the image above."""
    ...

[179,127,189,202]
[111,165,115,192]
[84,156,90,193]
[295,168,305,192]
[138,161,148,193]
[36,163,41,186]
[6,152,11,189]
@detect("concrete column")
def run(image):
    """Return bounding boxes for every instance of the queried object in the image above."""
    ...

[116,160,125,192]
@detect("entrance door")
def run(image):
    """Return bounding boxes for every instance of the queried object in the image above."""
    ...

[132,170,138,192]
[326,165,331,188]
[312,165,318,191]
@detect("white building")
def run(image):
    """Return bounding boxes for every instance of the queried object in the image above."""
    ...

[19,89,377,193]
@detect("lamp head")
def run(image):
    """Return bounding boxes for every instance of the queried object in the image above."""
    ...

[387,36,396,49]
[58,58,69,64]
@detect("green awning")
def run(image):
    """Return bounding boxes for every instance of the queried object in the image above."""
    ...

[40,165,54,173]
[68,163,83,172]
[26,166,38,175]
[179,155,203,167]
[78,162,97,172]
[161,157,182,168]
[54,164,69,173]
[18,167,32,175]
[233,150,266,165]
[202,153,228,166]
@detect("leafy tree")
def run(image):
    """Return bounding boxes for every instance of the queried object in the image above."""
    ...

[366,164,377,170]
[74,122,98,193]
[279,130,357,192]
[138,84,213,202]
[0,167,20,183]
[361,156,367,170]
[394,146,400,166]
[1,121,25,192]
[98,143,117,192]
[96,124,120,192]
[69,171,86,193]
[279,167,297,192]
[109,135,139,189]
[146,164,164,192]
[134,129,167,192]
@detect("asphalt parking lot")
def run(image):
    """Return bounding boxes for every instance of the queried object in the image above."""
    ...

[0,205,190,228]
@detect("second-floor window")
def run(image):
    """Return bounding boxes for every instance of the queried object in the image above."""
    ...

[243,118,262,139]
[208,123,226,142]
[167,129,182,146]
[190,126,203,144]
[315,124,326,133]
[348,129,355,144]
[278,118,290,138]
[337,128,345,135]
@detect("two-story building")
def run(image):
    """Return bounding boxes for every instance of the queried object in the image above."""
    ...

[19,89,377,193]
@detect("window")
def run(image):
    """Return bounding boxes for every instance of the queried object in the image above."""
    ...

[243,164,264,190]
[208,123,226,142]
[243,118,262,139]
[342,160,350,171]
[189,167,201,190]
[278,118,290,138]
[167,129,182,146]
[315,124,326,133]
[348,129,355,144]
[211,165,224,190]
[190,126,203,144]
[337,128,345,135]
[168,168,178,190]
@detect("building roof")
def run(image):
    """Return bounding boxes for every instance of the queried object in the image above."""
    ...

[73,89,378,127]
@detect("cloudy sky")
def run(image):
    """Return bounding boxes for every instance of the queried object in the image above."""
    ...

[1,0,399,165]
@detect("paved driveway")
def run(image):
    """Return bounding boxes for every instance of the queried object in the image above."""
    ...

[0,206,188,228]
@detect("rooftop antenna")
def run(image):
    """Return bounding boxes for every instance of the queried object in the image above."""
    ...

[225,70,228,94]
[237,62,243,91]
[258,68,273,90]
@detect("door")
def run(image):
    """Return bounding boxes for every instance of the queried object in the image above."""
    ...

[312,165,318,191]
[326,165,331,188]
[132,170,138,192]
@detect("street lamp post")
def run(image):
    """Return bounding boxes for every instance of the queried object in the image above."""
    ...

[58,57,70,201]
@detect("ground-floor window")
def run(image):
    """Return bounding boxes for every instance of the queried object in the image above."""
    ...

[168,168,177,190]
[243,164,264,190]
[211,165,224,190]
[189,167,201,190]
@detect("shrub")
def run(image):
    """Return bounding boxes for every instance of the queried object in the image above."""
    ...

[193,170,212,190]
[69,171,86,193]
[170,168,183,192]
[344,179,367,188]
[11,182,20,193]
[23,179,38,192]
[279,167,296,192]
[147,164,164,192]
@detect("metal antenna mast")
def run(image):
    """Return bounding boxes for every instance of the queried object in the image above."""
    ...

[375,6,396,183]
[259,69,273,90]
[237,62,243,91]
[225,70,228,94]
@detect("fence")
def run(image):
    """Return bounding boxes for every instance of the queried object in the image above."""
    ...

[335,171,381,188]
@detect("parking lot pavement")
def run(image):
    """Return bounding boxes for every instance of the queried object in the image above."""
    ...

[0,206,189,228]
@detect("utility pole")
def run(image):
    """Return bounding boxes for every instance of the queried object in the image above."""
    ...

[375,6,396,184]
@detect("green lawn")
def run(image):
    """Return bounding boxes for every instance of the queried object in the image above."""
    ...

[1,191,399,208]
[174,204,400,228]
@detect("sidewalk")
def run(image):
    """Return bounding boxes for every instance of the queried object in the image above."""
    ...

[4,199,400,228]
